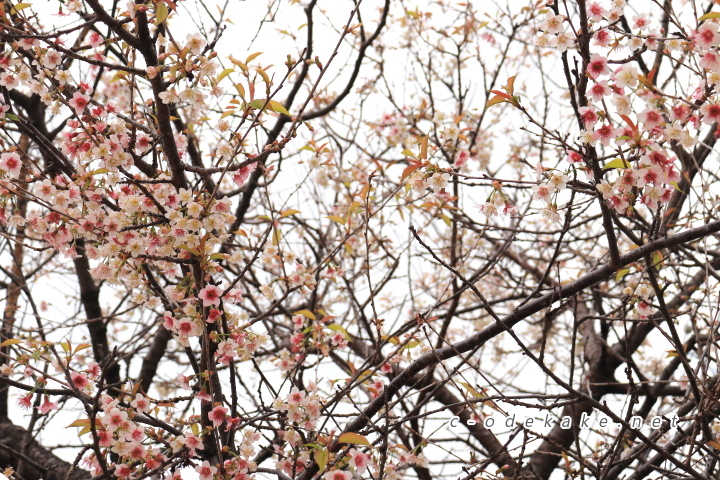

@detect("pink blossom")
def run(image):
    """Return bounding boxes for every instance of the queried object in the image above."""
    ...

[638,108,665,129]
[586,1,606,22]
[325,470,352,480]
[694,23,720,50]
[578,106,599,129]
[593,29,611,47]
[1,152,23,178]
[209,404,228,427]
[588,81,611,102]
[232,162,258,187]
[700,51,720,71]
[88,31,104,48]
[115,464,132,478]
[18,394,32,410]
[566,151,584,163]
[198,284,223,307]
[67,92,89,117]
[586,54,610,80]
[532,182,554,203]
[349,448,371,471]
[700,103,720,124]
[593,124,621,146]
[131,393,151,413]
[37,396,58,414]
[70,371,89,389]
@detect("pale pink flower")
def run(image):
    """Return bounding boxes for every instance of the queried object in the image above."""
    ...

[349,448,370,471]
[208,404,228,427]
[232,162,258,186]
[195,460,217,480]
[694,22,720,50]
[70,371,89,390]
[638,107,664,129]
[37,396,58,414]
[68,92,90,115]
[198,284,223,307]
[578,106,599,129]
[18,394,32,410]
[700,103,720,125]
[325,470,352,480]
[88,31,104,48]
[131,393,151,413]
[1,152,23,178]
[586,54,609,80]
[588,81,611,102]
[586,1,606,22]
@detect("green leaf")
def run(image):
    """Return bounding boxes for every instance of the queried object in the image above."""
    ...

[326,215,346,225]
[327,324,350,340]
[155,2,169,24]
[266,100,290,116]
[248,99,289,116]
[699,12,720,21]
[11,3,31,14]
[217,68,234,83]
[337,432,371,446]
[293,309,316,320]
[604,158,631,169]
[246,52,263,63]
[248,99,266,110]
[615,268,630,282]
[670,181,685,193]
[314,448,328,472]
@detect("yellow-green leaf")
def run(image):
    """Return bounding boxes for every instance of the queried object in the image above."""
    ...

[280,209,301,218]
[73,343,92,354]
[246,52,263,63]
[401,149,416,159]
[327,324,350,340]
[178,244,200,256]
[615,268,630,282]
[272,227,282,245]
[326,215,346,225]
[337,432,371,446]
[266,100,290,116]
[293,309,316,320]
[110,71,128,83]
[217,68,234,83]
[11,3,31,14]
[255,67,271,85]
[670,181,685,193]
[699,12,720,21]
[604,158,631,169]
[504,74,517,96]
[0,338,22,348]
[314,448,328,472]
[248,99,266,110]
[234,83,246,99]
[155,2,169,24]
[485,94,510,109]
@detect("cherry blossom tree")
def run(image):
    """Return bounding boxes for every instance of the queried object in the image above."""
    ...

[1,1,720,480]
